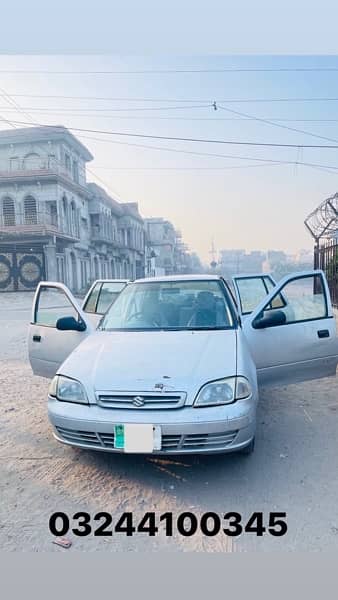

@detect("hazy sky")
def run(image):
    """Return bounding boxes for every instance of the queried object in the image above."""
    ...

[0,55,338,262]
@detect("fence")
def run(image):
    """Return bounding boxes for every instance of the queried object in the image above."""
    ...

[315,240,338,308]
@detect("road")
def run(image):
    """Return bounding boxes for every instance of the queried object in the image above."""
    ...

[0,292,338,552]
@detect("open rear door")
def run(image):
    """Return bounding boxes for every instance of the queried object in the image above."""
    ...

[81,279,129,327]
[28,282,92,379]
[242,271,338,386]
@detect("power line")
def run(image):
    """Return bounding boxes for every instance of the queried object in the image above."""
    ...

[0,104,212,113]
[78,132,338,172]
[90,163,282,171]
[217,104,338,144]
[5,118,338,149]
[2,110,338,169]
[1,107,338,176]
[3,107,338,123]
[7,93,338,104]
[2,67,338,74]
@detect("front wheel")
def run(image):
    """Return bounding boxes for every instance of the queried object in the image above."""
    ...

[239,437,255,456]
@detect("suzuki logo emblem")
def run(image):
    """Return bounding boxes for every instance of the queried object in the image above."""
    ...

[132,396,145,407]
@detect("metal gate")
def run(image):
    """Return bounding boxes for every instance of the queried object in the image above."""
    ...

[315,240,338,308]
[0,249,45,292]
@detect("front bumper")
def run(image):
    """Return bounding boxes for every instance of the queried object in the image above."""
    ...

[48,395,257,455]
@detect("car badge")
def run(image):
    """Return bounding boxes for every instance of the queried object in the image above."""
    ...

[132,396,145,407]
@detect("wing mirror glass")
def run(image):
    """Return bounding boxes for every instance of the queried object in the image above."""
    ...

[56,316,86,332]
[252,309,286,329]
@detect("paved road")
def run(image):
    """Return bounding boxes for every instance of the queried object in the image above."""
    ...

[0,292,338,552]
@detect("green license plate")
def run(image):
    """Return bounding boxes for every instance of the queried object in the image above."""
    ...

[114,424,125,449]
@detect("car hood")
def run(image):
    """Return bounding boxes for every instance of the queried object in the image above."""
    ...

[59,329,238,396]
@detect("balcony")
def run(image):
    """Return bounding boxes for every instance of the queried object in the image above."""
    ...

[0,163,87,195]
[0,211,80,242]
[91,225,121,247]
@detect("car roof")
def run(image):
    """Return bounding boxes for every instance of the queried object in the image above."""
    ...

[134,274,222,284]
[94,279,129,284]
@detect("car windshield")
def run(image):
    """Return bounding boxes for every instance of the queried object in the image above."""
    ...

[100,279,235,331]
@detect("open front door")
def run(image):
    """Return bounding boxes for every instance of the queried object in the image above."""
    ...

[242,271,338,386]
[28,282,92,379]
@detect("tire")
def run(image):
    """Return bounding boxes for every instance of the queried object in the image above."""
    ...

[240,437,255,456]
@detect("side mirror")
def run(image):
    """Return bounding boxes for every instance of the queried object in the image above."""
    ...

[252,309,286,330]
[56,316,86,332]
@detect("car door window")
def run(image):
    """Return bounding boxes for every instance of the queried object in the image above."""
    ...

[263,277,285,310]
[96,282,127,314]
[235,277,271,314]
[83,282,102,314]
[257,274,327,325]
[35,286,80,327]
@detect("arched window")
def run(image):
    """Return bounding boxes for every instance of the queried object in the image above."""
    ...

[23,153,40,170]
[24,196,37,225]
[2,197,15,226]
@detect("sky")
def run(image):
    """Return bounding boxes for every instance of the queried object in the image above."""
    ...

[0,55,338,263]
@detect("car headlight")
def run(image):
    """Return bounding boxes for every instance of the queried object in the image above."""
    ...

[194,376,251,407]
[49,375,88,404]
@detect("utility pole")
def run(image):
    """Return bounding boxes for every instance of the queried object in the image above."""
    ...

[209,239,217,269]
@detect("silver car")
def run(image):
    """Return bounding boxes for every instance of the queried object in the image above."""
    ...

[28,271,338,456]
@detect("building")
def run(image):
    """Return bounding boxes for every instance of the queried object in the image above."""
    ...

[88,183,145,281]
[145,217,177,276]
[219,249,266,276]
[0,126,146,292]
[145,218,202,276]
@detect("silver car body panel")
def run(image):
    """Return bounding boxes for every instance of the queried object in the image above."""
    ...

[28,271,338,454]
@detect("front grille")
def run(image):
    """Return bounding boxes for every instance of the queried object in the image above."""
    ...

[55,426,238,452]
[96,391,186,410]
[162,431,238,451]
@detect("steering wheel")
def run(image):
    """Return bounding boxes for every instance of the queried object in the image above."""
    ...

[126,311,160,326]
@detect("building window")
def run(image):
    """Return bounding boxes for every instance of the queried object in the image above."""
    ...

[72,160,79,183]
[9,157,20,171]
[2,197,15,226]
[93,256,100,279]
[62,195,69,232]
[65,153,71,171]
[70,252,78,291]
[24,196,37,225]
[48,154,56,169]
[56,255,65,283]
[70,201,77,236]
[49,203,58,227]
[80,260,88,288]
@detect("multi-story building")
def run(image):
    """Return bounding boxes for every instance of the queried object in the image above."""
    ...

[88,183,145,281]
[145,218,203,276]
[0,126,146,292]
[145,217,177,276]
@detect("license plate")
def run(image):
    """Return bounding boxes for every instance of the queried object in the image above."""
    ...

[114,424,161,453]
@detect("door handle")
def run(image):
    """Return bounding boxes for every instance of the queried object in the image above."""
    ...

[32,334,41,342]
[317,329,330,338]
